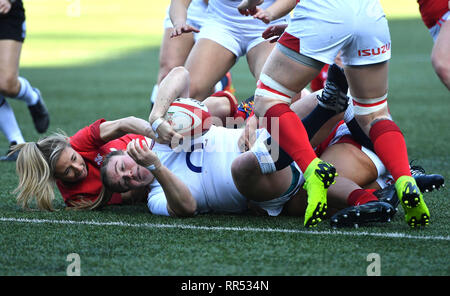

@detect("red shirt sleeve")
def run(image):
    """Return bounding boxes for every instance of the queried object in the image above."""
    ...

[69,119,106,152]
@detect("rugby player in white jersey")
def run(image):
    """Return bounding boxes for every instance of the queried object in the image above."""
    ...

[238,0,430,228]
[169,0,297,101]
[151,0,235,105]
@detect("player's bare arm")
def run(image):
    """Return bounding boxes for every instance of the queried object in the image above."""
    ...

[169,0,200,37]
[127,139,196,217]
[148,66,188,146]
[98,116,154,142]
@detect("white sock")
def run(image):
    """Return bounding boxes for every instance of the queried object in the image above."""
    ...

[13,77,39,106]
[0,97,25,144]
[150,84,158,104]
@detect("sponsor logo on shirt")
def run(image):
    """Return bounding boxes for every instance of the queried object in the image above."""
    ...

[95,153,103,166]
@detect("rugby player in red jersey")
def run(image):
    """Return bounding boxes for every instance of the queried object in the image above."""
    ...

[11,117,154,210]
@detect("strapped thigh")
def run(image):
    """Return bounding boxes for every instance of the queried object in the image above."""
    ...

[254,73,297,104]
[351,93,388,115]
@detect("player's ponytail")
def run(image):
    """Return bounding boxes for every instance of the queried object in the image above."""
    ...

[12,133,70,211]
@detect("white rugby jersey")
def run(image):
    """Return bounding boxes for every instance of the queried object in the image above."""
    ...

[147,126,253,216]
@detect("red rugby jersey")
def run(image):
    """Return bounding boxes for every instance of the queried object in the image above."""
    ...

[56,119,146,207]
[418,0,448,29]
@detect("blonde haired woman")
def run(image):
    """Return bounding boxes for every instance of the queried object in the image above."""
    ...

[11,116,154,211]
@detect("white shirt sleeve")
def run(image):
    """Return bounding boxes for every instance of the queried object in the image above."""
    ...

[147,183,170,216]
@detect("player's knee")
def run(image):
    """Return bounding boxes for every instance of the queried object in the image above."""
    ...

[0,74,19,97]
[231,153,260,184]
[204,99,229,125]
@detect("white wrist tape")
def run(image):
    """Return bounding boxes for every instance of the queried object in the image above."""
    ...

[151,118,164,138]
[146,164,159,171]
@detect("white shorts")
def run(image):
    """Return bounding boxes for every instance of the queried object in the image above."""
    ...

[429,11,450,42]
[198,0,288,58]
[280,0,391,66]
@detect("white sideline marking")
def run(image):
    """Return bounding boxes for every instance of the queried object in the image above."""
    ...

[1,217,449,241]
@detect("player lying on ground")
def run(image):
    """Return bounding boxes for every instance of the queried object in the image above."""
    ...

[8,87,241,211]
[10,117,154,210]
[100,66,444,227]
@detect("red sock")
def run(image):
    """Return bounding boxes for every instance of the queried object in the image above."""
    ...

[264,103,317,172]
[347,189,378,206]
[369,120,411,180]
[210,90,237,117]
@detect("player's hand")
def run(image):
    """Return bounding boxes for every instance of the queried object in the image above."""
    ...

[149,117,184,148]
[170,23,200,38]
[127,139,161,169]
[252,8,274,24]
[0,0,12,14]
[262,24,288,42]
[238,115,258,152]
[237,0,264,16]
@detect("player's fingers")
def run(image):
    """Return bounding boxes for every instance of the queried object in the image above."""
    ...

[171,132,184,148]
[126,140,138,158]
[248,7,258,15]
[133,139,144,153]
[170,27,181,38]
[238,8,247,16]
[262,26,274,39]
[187,25,200,33]
[140,139,150,152]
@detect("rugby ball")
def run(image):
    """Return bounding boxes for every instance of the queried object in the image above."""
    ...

[165,98,211,138]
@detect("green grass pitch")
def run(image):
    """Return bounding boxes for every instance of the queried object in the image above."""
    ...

[0,1,449,276]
